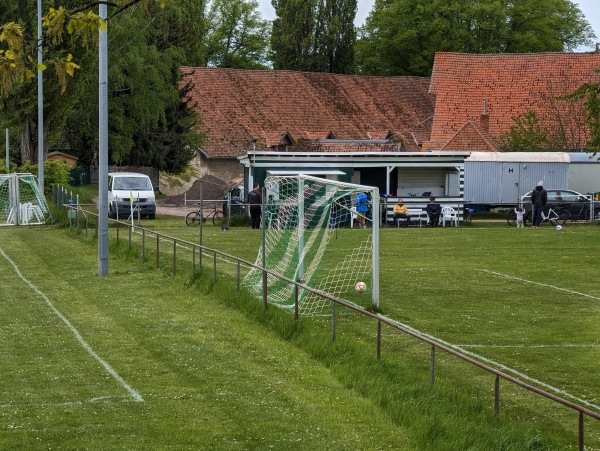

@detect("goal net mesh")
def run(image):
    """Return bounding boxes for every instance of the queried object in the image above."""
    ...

[242,175,378,316]
[0,173,51,226]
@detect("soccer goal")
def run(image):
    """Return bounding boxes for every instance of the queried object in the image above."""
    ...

[242,175,379,316]
[0,173,52,226]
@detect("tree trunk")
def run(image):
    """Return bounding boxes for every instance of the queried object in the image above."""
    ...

[20,118,34,164]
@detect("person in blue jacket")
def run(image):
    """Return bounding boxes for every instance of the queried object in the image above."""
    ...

[354,191,369,229]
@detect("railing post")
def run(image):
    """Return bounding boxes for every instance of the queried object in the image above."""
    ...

[213,252,217,284]
[141,229,145,262]
[156,234,160,269]
[116,220,119,243]
[294,285,299,320]
[430,346,435,387]
[495,375,500,417]
[128,224,132,250]
[579,411,584,451]
[173,239,177,275]
[332,302,337,342]
[192,247,196,273]
[377,320,382,361]
[237,261,241,292]
[262,269,268,311]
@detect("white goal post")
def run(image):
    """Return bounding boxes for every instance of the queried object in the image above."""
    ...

[0,173,51,226]
[243,175,379,316]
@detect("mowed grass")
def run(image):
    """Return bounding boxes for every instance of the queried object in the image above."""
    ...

[0,227,410,449]
[2,214,600,449]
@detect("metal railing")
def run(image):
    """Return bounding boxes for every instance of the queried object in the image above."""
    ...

[65,204,600,450]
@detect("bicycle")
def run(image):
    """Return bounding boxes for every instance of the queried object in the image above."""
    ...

[507,205,570,227]
[185,202,224,227]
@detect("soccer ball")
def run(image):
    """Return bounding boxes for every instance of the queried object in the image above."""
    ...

[556,225,563,231]
[355,281,367,293]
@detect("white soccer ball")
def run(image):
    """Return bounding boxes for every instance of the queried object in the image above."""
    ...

[556,225,563,231]
[355,281,367,293]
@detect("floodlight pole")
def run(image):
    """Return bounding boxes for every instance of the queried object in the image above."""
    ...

[37,0,44,194]
[98,2,109,276]
[371,187,380,308]
[5,129,8,171]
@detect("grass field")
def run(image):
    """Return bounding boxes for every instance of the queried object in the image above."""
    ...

[2,211,600,449]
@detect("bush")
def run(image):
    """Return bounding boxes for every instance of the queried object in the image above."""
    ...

[17,160,71,196]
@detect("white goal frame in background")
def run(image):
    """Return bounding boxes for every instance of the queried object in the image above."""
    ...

[243,174,379,316]
[0,173,51,226]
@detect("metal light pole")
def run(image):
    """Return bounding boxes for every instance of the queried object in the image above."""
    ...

[5,129,8,171]
[37,0,44,193]
[98,2,109,276]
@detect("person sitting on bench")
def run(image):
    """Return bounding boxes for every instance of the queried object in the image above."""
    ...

[393,198,413,227]
[426,197,442,227]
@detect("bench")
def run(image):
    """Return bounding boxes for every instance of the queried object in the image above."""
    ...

[386,207,428,227]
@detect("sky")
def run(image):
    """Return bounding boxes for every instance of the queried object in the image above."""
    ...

[257,0,600,52]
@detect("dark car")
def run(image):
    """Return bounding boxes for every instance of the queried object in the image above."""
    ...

[223,186,246,216]
[521,189,600,221]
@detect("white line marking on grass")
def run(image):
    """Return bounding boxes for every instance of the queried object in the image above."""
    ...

[381,315,600,412]
[480,269,600,301]
[0,247,144,403]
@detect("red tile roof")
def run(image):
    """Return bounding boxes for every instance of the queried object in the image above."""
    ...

[181,67,434,157]
[428,52,600,151]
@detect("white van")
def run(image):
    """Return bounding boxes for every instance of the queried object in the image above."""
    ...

[107,172,156,219]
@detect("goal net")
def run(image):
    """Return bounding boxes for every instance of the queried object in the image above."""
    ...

[0,173,52,226]
[242,175,379,316]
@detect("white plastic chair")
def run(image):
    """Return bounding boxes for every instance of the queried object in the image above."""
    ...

[350,206,357,228]
[441,206,459,227]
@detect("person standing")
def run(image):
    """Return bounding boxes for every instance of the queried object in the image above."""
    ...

[248,183,262,229]
[425,197,442,227]
[393,198,412,227]
[354,191,369,229]
[514,206,525,228]
[530,181,547,228]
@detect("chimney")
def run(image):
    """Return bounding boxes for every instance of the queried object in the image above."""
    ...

[480,100,489,133]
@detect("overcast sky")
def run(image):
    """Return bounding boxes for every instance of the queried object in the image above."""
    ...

[257,0,600,52]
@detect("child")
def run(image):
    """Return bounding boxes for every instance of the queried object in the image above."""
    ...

[515,206,525,228]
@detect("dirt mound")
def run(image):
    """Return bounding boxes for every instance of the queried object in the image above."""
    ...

[157,175,232,207]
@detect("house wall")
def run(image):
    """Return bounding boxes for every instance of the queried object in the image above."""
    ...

[396,168,461,198]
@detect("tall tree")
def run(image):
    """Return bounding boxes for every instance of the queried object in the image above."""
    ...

[314,0,357,73]
[356,0,595,77]
[271,0,356,73]
[202,0,270,69]
[63,5,202,170]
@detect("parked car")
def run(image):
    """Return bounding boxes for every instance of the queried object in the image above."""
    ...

[223,185,246,216]
[107,172,156,219]
[521,189,599,220]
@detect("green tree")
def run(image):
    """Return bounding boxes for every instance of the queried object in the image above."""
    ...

[356,0,595,77]
[62,6,202,171]
[1,0,204,172]
[499,111,560,152]
[313,0,357,73]
[568,81,600,155]
[202,0,270,69]
[271,0,356,73]
[0,0,89,164]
